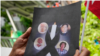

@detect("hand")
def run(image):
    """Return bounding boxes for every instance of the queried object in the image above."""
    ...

[9,27,32,56]
[74,47,90,56]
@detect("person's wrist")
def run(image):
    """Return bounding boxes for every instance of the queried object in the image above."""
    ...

[9,48,16,56]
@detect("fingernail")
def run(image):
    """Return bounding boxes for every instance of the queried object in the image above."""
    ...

[27,27,31,30]
[76,49,79,52]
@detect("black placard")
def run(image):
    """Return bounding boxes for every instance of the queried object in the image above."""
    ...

[24,1,81,56]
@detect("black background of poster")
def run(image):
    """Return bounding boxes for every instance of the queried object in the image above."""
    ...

[24,1,81,56]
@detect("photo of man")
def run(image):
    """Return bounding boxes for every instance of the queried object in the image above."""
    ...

[57,42,68,54]
[60,24,71,34]
[37,38,43,47]
[38,22,48,34]
[56,41,69,55]
[34,37,45,50]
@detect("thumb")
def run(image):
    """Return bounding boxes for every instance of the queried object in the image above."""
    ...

[74,49,79,56]
[20,27,32,39]
[80,47,90,56]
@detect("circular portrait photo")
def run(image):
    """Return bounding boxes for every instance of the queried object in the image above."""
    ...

[60,23,71,34]
[38,22,48,34]
[56,41,69,55]
[34,37,45,50]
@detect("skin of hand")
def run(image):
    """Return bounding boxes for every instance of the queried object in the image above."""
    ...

[9,27,32,56]
[74,47,90,56]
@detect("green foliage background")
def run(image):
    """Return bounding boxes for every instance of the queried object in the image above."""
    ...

[1,9,12,36]
[1,2,100,56]
[1,9,32,36]
[80,2,100,56]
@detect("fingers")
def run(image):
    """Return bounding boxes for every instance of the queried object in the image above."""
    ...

[74,47,90,56]
[23,38,28,43]
[80,47,90,56]
[15,49,25,56]
[74,49,79,56]
[20,27,32,39]
[81,47,87,51]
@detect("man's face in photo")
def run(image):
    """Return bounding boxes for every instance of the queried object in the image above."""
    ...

[40,23,47,32]
[61,43,65,50]
[37,38,42,44]
[61,25,68,33]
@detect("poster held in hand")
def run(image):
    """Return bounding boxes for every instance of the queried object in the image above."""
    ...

[24,1,81,56]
